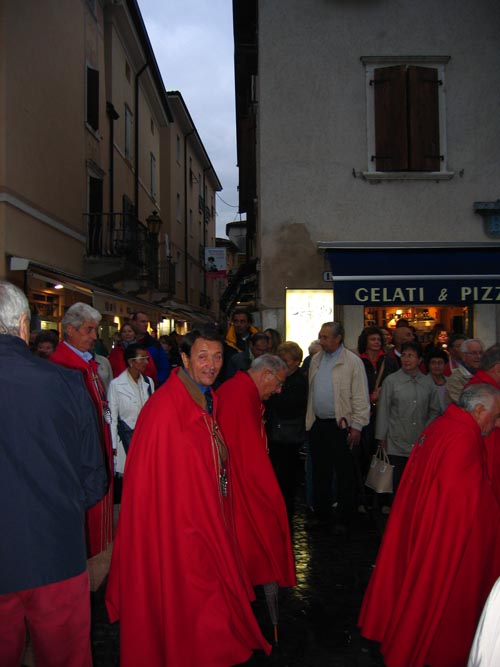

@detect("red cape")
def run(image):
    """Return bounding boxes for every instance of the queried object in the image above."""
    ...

[359,404,500,667]
[50,342,113,557]
[105,368,270,666]
[466,370,500,503]
[217,371,296,588]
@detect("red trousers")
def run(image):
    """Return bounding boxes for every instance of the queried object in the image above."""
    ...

[0,571,92,667]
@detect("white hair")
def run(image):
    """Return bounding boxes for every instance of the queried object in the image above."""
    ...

[251,353,287,373]
[62,302,101,334]
[460,338,483,353]
[0,281,30,336]
[459,383,500,413]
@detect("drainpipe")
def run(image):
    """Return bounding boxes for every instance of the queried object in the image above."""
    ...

[134,63,148,221]
[183,130,194,302]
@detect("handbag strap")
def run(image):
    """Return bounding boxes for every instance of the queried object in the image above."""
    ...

[373,359,386,393]
[376,445,391,464]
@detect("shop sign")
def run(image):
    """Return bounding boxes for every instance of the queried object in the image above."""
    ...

[333,279,500,305]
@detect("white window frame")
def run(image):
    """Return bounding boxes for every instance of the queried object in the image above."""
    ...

[150,153,157,199]
[176,193,181,223]
[361,55,453,181]
[125,105,133,160]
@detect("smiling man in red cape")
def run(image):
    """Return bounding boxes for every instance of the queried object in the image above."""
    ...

[358,383,500,667]
[105,326,270,666]
[216,355,296,591]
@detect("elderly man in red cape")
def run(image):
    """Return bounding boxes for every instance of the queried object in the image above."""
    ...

[51,302,113,557]
[217,356,296,597]
[466,344,500,503]
[105,326,270,666]
[358,383,500,667]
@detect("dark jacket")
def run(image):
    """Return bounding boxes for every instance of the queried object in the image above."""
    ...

[360,353,398,396]
[138,332,171,385]
[265,368,308,442]
[0,335,107,594]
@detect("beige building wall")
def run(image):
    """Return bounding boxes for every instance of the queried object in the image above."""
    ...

[105,16,163,223]
[250,0,500,344]
[0,0,101,278]
[160,93,220,316]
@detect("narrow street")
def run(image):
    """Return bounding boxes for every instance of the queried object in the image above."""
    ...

[91,472,387,666]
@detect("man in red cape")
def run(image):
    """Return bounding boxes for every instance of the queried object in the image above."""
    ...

[51,302,113,557]
[105,326,270,666]
[466,344,500,503]
[217,355,296,590]
[358,383,500,667]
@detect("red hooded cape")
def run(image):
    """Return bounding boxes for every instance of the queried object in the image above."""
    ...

[217,371,296,588]
[105,368,270,666]
[50,342,113,557]
[358,404,500,667]
[466,370,500,503]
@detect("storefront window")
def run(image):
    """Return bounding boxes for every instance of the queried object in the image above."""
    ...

[364,305,471,343]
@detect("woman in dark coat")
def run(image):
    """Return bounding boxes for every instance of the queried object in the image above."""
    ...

[357,326,398,510]
[265,341,308,518]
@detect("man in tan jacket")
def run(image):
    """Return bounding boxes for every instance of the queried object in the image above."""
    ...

[306,321,370,531]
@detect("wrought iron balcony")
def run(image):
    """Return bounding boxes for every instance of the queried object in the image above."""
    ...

[84,212,160,290]
[158,258,176,297]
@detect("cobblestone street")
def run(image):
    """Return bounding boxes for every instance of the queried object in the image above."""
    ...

[91,475,386,666]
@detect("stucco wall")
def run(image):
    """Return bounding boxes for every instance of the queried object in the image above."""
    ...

[256,0,500,310]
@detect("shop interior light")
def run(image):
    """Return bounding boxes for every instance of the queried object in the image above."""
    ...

[54,283,64,290]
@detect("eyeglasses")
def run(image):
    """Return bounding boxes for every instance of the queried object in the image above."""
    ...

[131,356,149,362]
[270,371,284,388]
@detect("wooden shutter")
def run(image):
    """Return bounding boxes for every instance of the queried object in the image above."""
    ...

[373,65,408,171]
[86,67,99,131]
[408,66,440,171]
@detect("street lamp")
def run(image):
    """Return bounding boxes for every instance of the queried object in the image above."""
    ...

[146,210,162,236]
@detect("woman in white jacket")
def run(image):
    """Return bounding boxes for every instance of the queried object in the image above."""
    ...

[108,343,154,477]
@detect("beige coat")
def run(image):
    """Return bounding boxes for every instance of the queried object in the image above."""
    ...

[306,346,370,432]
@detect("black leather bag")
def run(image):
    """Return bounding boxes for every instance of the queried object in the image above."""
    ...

[117,418,134,453]
[270,417,305,445]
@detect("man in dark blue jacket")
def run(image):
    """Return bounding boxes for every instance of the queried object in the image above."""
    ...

[130,310,171,385]
[0,281,107,667]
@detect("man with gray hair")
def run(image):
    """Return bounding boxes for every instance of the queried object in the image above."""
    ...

[360,382,500,667]
[466,344,500,502]
[445,337,484,405]
[306,321,370,531]
[51,302,114,557]
[0,282,106,666]
[217,354,296,635]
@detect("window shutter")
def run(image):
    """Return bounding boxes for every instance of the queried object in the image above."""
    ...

[87,67,99,131]
[408,66,440,171]
[373,65,408,171]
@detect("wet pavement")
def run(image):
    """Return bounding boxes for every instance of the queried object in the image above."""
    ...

[91,473,387,666]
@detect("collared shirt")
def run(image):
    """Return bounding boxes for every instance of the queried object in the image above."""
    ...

[63,340,93,362]
[312,345,343,419]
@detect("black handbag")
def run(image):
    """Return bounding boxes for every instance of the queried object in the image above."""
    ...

[270,417,305,445]
[117,418,134,453]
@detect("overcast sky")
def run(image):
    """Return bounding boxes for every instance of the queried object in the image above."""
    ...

[137,0,240,239]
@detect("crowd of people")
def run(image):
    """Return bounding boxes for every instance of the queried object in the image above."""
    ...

[3,286,500,666]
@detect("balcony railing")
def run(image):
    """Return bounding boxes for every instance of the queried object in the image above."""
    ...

[158,258,176,296]
[84,212,162,289]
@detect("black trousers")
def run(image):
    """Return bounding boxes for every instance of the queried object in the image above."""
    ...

[268,440,301,518]
[309,418,356,523]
